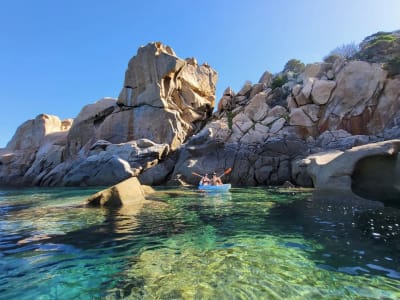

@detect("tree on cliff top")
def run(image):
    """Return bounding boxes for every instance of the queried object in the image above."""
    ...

[283,59,305,73]
[324,42,359,61]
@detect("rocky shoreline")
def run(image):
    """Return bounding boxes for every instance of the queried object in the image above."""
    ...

[1,31,400,204]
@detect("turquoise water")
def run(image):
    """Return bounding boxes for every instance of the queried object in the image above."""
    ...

[0,187,399,299]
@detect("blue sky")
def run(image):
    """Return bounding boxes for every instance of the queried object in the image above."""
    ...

[0,0,399,147]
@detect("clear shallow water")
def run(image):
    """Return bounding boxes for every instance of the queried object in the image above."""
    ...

[0,187,399,299]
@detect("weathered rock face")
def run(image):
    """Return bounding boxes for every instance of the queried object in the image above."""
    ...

[174,34,400,187]
[292,140,400,202]
[96,107,186,150]
[318,61,387,134]
[0,114,72,186]
[6,114,71,151]
[169,117,308,186]
[368,76,400,134]
[2,33,400,189]
[167,59,400,187]
[62,138,169,186]
[23,134,67,185]
[65,98,116,158]
[59,42,217,185]
[1,42,217,186]
[116,42,217,150]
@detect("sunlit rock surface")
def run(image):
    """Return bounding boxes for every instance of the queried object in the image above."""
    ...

[2,31,400,188]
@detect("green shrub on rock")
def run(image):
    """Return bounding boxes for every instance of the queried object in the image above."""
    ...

[283,59,305,73]
[271,74,288,90]
[356,31,400,63]
[384,56,400,76]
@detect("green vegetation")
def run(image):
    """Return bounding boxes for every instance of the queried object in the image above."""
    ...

[367,31,396,43]
[384,56,400,76]
[283,59,305,73]
[271,74,288,90]
[356,31,400,63]
[227,111,236,129]
[366,33,396,49]
[373,34,396,42]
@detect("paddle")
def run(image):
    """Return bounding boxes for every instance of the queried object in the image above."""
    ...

[218,167,232,178]
[192,168,232,178]
[192,171,203,178]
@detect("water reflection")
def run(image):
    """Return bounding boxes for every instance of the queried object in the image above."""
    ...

[199,190,232,201]
[266,189,400,279]
[1,187,400,299]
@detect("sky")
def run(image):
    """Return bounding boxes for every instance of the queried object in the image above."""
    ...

[0,0,399,147]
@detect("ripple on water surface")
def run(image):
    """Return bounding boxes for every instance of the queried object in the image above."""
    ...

[0,187,399,299]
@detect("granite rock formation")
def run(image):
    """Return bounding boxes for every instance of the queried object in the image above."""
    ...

[292,140,400,204]
[0,114,72,186]
[171,56,400,186]
[0,42,217,186]
[1,31,400,192]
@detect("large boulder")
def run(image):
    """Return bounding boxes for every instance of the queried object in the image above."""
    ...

[244,92,270,122]
[311,79,336,105]
[22,132,68,185]
[96,106,186,150]
[318,61,387,134]
[7,114,71,151]
[61,42,217,186]
[65,98,117,158]
[0,149,36,186]
[63,153,134,187]
[61,138,169,186]
[116,42,218,151]
[0,114,72,186]
[300,63,332,81]
[368,76,400,134]
[139,157,176,186]
[314,130,371,151]
[289,105,319,127]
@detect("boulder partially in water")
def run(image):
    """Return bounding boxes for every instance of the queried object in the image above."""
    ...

[292,139,400,204]
[86,176,154,208]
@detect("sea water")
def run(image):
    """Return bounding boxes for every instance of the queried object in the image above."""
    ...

[0,186,399,299]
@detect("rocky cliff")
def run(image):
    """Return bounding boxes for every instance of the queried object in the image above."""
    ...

[0,42,217,187]
[1,33,400,202]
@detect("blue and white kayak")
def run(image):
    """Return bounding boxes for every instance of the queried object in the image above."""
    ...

[198,184,231,192]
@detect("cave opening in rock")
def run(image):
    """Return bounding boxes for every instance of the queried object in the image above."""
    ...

[351,154,400,207]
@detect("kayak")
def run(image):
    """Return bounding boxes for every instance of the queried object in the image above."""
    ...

[198,184,231,192]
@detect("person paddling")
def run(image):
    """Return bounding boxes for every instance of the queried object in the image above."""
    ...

[211,172,223,186]
[200,173,211,186]
[193,168,232,186]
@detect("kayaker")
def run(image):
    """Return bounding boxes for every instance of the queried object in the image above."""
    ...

[211,172,223,186]
[200,173,211,186]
